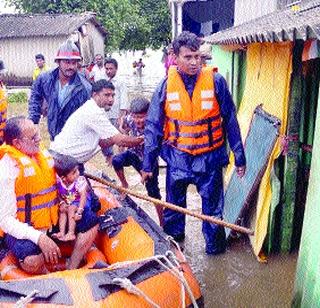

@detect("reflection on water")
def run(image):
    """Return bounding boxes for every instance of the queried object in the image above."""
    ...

[102,49,298,307]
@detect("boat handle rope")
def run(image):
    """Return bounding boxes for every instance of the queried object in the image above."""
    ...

[112,277,160,308]
[15,289,39,308]
[108,251,198,308]
[167,236,187,263]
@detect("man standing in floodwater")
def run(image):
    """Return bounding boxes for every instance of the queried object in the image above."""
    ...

[135,58,145,78]
[141,31,246,255]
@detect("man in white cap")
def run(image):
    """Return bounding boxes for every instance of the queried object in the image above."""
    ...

[29,40,92,140]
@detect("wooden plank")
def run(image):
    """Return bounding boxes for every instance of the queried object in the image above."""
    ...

[224,106,281,238]
[266,166,281,254]
[279,40,304,253]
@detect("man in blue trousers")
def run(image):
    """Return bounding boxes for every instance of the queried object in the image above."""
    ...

[141,31,246,255]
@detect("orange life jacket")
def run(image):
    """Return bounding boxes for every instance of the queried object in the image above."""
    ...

[0,145,58,229]
[0,85,7,143]
[164,66,224,155]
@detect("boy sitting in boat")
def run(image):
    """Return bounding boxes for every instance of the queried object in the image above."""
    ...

[53,154,93,241]
[112,98,163,226]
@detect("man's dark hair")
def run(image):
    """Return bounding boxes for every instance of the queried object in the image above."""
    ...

[104,58,118,69]
[35,54,45,60]
[3,116,25,145]
[92,79,115,93]
[130,97,150,114]
[172,31,201,55]
[53,153,79,177]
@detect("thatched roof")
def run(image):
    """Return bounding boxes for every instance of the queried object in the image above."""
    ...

[207,1,320,45]
[0,12,107,39]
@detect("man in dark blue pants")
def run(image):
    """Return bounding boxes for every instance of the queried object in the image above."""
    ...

[112,150,161,200]
[141,31,246,255]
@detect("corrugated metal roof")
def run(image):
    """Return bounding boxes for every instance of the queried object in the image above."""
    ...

[207,0,320,45]
[0,12,107,39]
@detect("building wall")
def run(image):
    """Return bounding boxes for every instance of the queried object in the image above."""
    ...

[182,0,235,35]
[170,0,235,38]
[211,45,246,107]
[0,35,67,79]
[234,0,277,25]
[79,22,105,65]
[0,20,105,80]
[293,84,320,306]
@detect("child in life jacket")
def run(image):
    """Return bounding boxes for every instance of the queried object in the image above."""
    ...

[53,155,89,241]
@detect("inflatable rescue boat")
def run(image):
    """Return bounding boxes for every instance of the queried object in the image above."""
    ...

[0,175,203,307]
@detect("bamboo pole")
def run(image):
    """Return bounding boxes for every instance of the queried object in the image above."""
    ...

[85,172,254,236]
[280,40,304,252]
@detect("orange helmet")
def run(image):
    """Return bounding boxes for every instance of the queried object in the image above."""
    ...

[55,40,81,61]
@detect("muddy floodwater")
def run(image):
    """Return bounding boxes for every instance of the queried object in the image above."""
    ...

[107,165,297,308]
[112,50,298,307]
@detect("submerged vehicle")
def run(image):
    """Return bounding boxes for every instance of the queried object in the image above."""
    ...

[0,175,203,307]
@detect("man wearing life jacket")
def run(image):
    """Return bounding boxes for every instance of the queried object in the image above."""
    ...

[0,117,98,274]
[29,40,92,141]
[0,60,7,145]
[141,31,246,255]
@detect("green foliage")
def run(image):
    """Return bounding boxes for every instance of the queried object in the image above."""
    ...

[5,0,171,51]
[7,91,28,104]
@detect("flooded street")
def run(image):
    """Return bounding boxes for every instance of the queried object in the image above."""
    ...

[111,50,298,307]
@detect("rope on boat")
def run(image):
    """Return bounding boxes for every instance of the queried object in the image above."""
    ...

[109,251,198,308]
[162,251,198,308]
[14,289,39,308]
[167,236,187,263]
[112,277,160,308]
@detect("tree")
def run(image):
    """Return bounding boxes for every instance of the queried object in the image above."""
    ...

[5,0,171,51]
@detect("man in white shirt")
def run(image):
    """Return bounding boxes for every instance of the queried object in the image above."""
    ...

[103,58,129,162]
[0,117,98,274]
[104,58,129,126]
[89,54,107,82]
[50,80,143,165]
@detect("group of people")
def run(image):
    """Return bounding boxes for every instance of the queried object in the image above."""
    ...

[0,30,246,275]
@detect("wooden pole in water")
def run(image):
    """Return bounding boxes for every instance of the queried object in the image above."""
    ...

[85,172,254,236]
